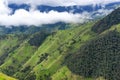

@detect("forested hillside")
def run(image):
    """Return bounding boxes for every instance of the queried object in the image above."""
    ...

[66,30,120,80]
[92,7,120,33]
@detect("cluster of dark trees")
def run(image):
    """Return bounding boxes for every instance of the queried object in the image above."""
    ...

[28,31,49,47]
[37,53,49,64]
[1,66,15,76]
[66,30,120,80]
[92,7,120,33]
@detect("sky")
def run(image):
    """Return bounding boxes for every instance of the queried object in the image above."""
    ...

[0,0,120,26]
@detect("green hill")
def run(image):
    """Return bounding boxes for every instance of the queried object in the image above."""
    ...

[0,22,95,80]
[0,7,120,80]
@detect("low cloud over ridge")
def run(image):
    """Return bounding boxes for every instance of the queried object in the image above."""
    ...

[0,9,90,26]
[0,0,92,26]
[0,0,119,26]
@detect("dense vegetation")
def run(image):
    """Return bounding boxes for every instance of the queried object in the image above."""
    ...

[66,30,120,80]
[92,7,120,33]
[28,31,49,47]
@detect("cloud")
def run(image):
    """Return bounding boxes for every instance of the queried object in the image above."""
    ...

[0,9,91,26]
[0,0,93,26]
[7,0,120,6]
[0,0,118,26]
[91,9,114,18]
[0,0,11,14]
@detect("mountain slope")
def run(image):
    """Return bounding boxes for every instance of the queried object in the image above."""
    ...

[92,7,120,33]
[66,30,120,80]
[27,22,95,80]
[0,34,28,66]
[65,7,120,80]
[0,22,95,80]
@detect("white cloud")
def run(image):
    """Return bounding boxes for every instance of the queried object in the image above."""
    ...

[0,0,118,26]
[0,0,11,14]
[0,9,91,26]
[7,0,120,6]
[0,0,93,26]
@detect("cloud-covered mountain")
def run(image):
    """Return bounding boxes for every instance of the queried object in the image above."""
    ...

[0,0,120,26]
[9,2,120,13]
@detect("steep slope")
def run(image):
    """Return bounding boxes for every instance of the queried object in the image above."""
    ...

[66,7,120,80]
[0,22,95,80]
[25,22,95,80]
[0,32,49,78]
[66,29,120,80]
[92,7,120,33]
[0,34,28,66]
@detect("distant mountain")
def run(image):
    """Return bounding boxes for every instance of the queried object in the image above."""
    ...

[38,2,120,13]
[9,2,120,13]
[7,2,120,24]
[8,4,30,14]
[0,22,74,35]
